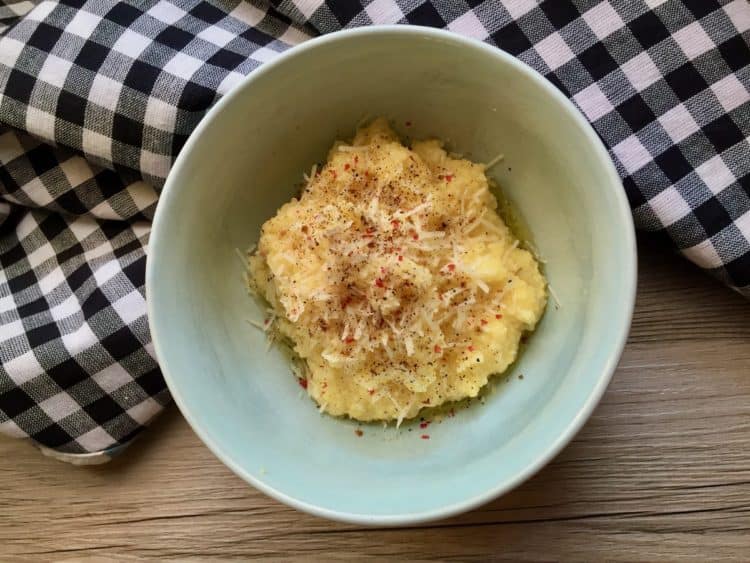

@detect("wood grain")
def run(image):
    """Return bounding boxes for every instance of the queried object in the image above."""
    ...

[2,234,750,561]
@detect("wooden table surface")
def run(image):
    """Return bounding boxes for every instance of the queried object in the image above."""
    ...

[2,234,750,561]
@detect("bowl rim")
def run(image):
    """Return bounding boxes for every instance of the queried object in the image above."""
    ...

[147,24,638,526]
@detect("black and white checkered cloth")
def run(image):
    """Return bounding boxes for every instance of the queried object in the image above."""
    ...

[0,0,748,463]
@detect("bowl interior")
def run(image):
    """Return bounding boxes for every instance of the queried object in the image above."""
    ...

[148,28,635,523]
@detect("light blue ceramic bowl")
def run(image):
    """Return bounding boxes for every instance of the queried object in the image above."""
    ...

[147,26,636,525]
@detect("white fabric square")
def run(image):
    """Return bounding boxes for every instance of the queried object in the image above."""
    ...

[621,52,661,92]
[735,209,750,238]
[197,24,236,47]
[68,217,99,243]
[112,29,151,59]
[126,181,159,210]
[76,426,115,451]
[3,350,45,386]
[0,129,25,162]
[583,2,625,40]
[25,107,55,141]
[93,363,132,394]
[61,322,97,356]
[113,290,146,325]
[82,129,112,162]
[725,0,750,34]
[37,267,65,295]
[89,199,121,220]
[144,97,178,131]
[573,83,614,121]
[164,52,204,78]
[60,156,94,187]
[535,32,575,71]
[84,238,115,263]
[448,11,488,40]
[0,319,25,343]
[650,186,692,227]
[645,0,669,7]
[39,392,81,420]
[50,294,81,321]
[0,419,28,439]
[38,54,73,89]
[16,213,38,240]
[658,104,700,143]
[673,22,715,60]
[365,0,404,24]
[504,0,537,19]
[93,260,120,286]
[65,9,102,38]
[26,241,53,268]
[250,46,281,63]
[285,0,318,20]
[127,398,161,425]
[230,0,267,25]
[682,239,723,269]
[711,74,750,113]
[612,134,652,174]
[24,0,55,22]
[7,1,34,16]
[90,73,123,111]
[278,26,310,46]
[0,292,16,315]
[0,37,24,68]
[217,70,245,95]
[140,150,171,180]
[696,155,734,195]
[147,0,187,25]
[20,176,54,206]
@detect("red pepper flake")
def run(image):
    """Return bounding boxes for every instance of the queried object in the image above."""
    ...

[445,174,454,182]
[495,314,503,319]
[467,345,475,352]
[421,434,430,440]
[405,121,412,127]
[354,156,359,164]
[391,219,400,229]
[368,388,376,395]
[375,278,385,288]
[447,263,456,272]
[480,319,488,326]
[329,170,337,179]
[345,337,355,344]
[380,267,387,275]
[344,163,350,171]
[434,344,442,354]
[419,421,431,429]
[409,230,419,241]
[355,429,363,437]
[398,255,404,262]
[298,378,308,389]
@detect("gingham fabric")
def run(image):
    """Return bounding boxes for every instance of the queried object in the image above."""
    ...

[0,0,748,462]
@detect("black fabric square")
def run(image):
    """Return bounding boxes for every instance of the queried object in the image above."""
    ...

[101,326,142,360]
[26,322,62,349]
[0,387,37,418]
[725,251,750,287]
[239,26,274,46]
[122,256,146,287]
[540,0,579,28]
[0,166,19,193]
[123,60,161,95]
[82,287,110,319]
[7,269,38,293]
[682,0,720,19]
[4,69,35,104]
[693,197,732,236]
[74,40,110,72]
[326,0,361,26]
[57,241,83,266]
[177,80,216,112]
[48,357,89,390]
[703,115,744,153]
[207,48,245,71]
[171,133,189,155]
[665,63,707,101]
[579,42,618,81]
[465,0,483,7]
[112,113,144,146]
[18,296,49,318]
[27,23,63,52]
[155,26,194,51]
[27,145,61,177]
[618,94,656,133]
[623,176,646,208]
[32,422,73,448]
[113,238,144,260]
[55,190,89,215]
[628,11,670,49]
[56,90,87,126]
[406,2,445,27]
[136,368,167,396]
[59,0,87,7]
[492,22,533,55]
[740,172,750,196]
[654,146,691,183]
[100,220,129,240]
[84,395,125,425]
[0,242,26,268]
[190,2,226,24]
[37,213,67,242]
[718,36,750,73]
[105,3,142,27]
[67,262,93,291]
